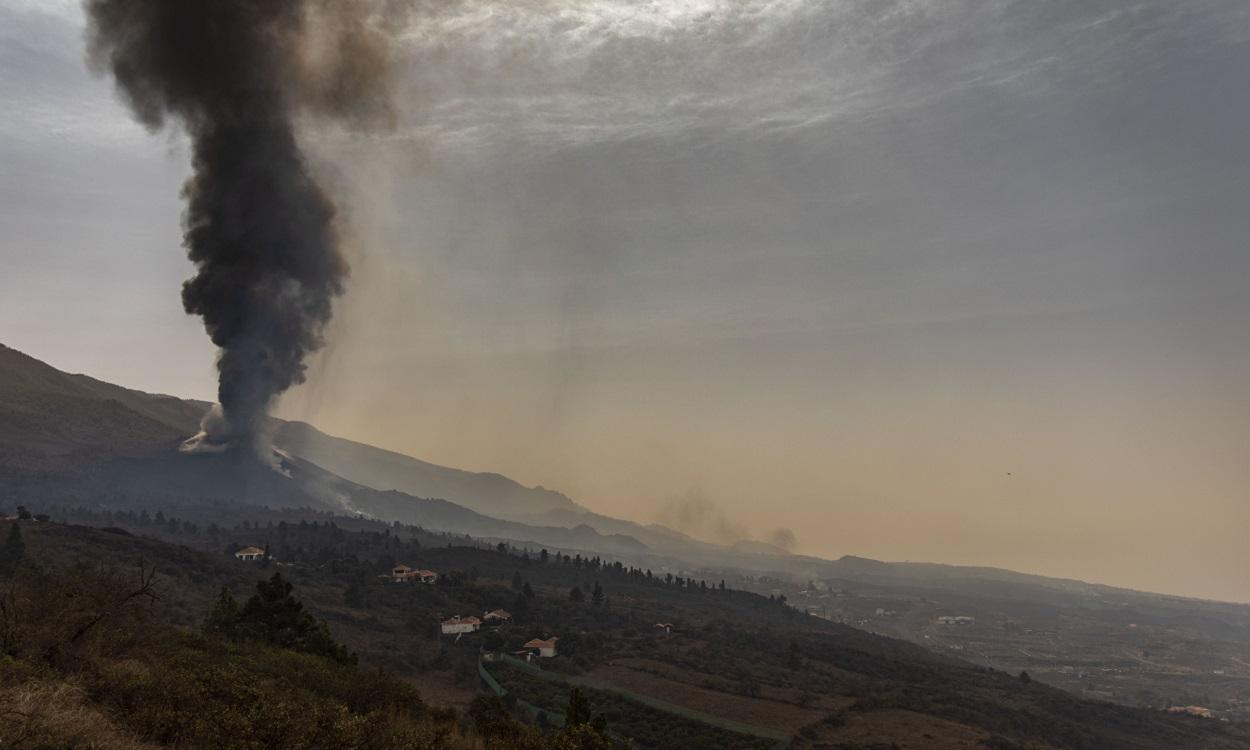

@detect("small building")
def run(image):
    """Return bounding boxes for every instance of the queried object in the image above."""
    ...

[936,615,975,626]
[522,637,558,658]
[483,609,512,623]
[440,615,481,635]
[1168,705,1214,719]
[653,622,673,634]
[511,649,538,663]
[392,565,438,584]
[235,546,265,561]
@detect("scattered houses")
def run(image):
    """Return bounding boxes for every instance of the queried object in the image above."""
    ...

[391,564,438,584]
[234,546,265,561]
[440,615,481,635]
[522,637,559,658]
[936,615,975,626]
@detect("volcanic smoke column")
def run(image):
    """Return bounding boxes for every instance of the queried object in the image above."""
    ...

[86,0,399,452]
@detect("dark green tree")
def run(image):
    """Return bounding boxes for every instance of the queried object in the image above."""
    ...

[0,523,25,577]
[204,586,240,635]
[590,712,608,736]
[522,582,535,600]
[591,581,604,607]
[569,586,584,603]
[229,573,355,664]
[469,696,525,748]
[511,570,523,590]
[566,687,592,726]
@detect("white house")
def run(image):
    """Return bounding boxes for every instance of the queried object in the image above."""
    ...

[392,565,438,584]
[235,546,265,561]
[440,615,481,635]
[653,622,673,634]
[483,609,512,623]
[936,615,975,626]
[522,637,559,658]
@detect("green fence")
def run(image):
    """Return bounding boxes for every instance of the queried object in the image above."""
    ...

[478,659,565,728]
[482,656,791,749]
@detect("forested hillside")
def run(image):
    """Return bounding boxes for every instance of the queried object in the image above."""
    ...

[4,509,1248,749]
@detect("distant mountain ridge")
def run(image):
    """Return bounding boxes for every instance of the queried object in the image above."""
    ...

[0,343,652,556]
[6,341,1250,612]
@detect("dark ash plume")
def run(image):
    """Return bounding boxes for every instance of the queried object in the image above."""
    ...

[85,0,402,453]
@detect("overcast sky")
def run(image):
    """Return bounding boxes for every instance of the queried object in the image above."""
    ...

[3,0,1249,600]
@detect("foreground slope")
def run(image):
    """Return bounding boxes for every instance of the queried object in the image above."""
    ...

[9,514,1250,750]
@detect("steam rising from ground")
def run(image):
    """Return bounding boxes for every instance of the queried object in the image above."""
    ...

[85,0,405,454]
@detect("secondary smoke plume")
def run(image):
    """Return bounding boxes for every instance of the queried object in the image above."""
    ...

[85,0,403,453]
[769,527,798,553]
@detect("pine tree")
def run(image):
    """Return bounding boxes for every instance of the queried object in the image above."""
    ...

[592,581,604,607]
[204,586,240,634]
[512,571,524,590]
[230,573,355,664]
[566,687,592,726]
[569,586,584,603]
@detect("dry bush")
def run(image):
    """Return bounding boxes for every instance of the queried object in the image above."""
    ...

[0,667,159,750]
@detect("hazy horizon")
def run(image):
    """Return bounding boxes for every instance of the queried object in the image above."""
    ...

[3,0,1250,602]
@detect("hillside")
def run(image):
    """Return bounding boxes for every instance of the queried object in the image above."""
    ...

[7,512,1250,749]
[274,420,581,521]
[6,342,1250,725]
[0,343,202,472]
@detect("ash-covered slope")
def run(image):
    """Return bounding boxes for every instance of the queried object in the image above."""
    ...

[273,420,579,521]
[0,343,678,550]
[0,343,204,473]
[0,344,648,556]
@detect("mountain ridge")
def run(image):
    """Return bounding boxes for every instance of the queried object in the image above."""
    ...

[5,341,1250,609]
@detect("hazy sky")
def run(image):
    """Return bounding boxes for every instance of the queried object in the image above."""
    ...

[3,1,1249,600]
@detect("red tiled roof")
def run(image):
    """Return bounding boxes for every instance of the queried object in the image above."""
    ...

[442,616,481,626]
